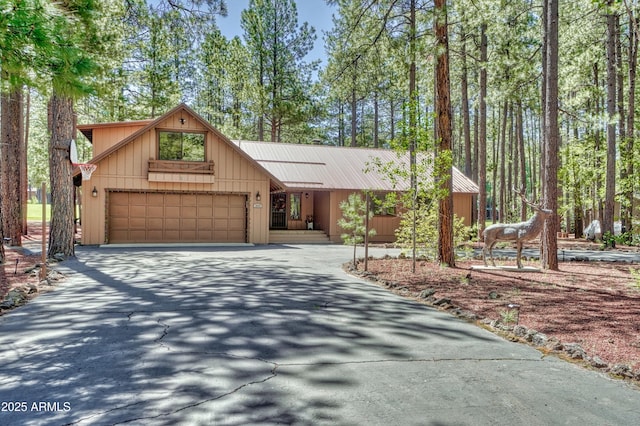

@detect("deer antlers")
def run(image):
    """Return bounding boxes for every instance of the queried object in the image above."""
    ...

[513,187,542,210]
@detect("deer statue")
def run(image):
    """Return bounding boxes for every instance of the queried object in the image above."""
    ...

[483,189,553,269]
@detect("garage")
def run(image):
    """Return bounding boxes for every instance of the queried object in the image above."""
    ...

[108,191,247,243]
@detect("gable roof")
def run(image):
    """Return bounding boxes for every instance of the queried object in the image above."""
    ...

[77,104,285,190]
[235,140,479,194]
[77,119,154,143]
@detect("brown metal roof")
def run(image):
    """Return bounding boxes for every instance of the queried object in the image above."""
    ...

[235,141,479,194]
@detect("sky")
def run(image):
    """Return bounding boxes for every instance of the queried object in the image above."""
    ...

[216,0,336,65]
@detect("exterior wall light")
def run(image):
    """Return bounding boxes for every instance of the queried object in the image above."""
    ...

[256,191,261,201]
[92,186,98,198]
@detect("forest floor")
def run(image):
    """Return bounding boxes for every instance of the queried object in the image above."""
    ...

[351,239,640,384]
[2,224,640,384]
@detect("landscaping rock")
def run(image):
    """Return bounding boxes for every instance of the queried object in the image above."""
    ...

[564,343,587,360]
[0,289,27,309]
[532,333,548,347]
[589,356,608,369]
[545,338,563,351]
[419,288,437,299]
[513,325,528,337]
[524,329,538,342]
[610,364,634,379]
[433,297,452,306]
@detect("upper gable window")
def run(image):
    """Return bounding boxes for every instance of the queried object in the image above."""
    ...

[158,131,205,161]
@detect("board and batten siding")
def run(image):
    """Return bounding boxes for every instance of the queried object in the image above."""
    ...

[327,190,475,244]
[80,111,271,245]
[89,122,151,158]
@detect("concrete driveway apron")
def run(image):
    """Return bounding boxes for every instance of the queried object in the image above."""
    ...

[1,244,639,425]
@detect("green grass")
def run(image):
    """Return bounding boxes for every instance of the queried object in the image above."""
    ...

[27,203,51,221]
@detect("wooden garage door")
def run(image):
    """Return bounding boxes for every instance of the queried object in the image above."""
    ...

[108,192,247,243]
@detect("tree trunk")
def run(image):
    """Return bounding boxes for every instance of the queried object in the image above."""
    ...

[435,0,454,267]
[47,94,76,258]
[508,103,514,216]
[1,86,24,247]
[461,30,472,179]
[351,61,358,147]
[573,124,584,238]
[603,5,617,239]
[477,23,488,239]
[22,89,30,235]
[624,11,638,235]
[374,91,379,148]
[593,63,603,223]
[473,104,479,182]
[499,102,507,222]
[390,100,396,142]
[408,0,417,272]
[541,0,559,270]
[517,102,527,221]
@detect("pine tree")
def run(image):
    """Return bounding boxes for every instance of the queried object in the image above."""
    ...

[338,193,376,266]
[241,0,317,142]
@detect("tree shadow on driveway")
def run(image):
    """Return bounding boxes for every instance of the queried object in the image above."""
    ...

[0,245,521,425]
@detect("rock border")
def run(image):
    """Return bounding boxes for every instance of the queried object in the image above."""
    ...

[346,260,640,386]
[0,261,65,314]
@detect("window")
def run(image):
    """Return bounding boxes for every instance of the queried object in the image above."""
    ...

[158,131,205,161]
[290,193,301,220]
[369,192,396,216]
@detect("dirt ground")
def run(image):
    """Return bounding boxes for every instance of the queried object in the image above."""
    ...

[2,226,640,382]
[353,242,640,382]
[0,222,73,312]
[0,230,46,302]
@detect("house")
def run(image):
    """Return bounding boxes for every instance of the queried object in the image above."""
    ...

[75,103,478,245]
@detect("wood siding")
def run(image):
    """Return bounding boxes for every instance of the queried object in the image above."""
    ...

[328,190,475,244]
[91,123,150,157]
[80,110,270,245]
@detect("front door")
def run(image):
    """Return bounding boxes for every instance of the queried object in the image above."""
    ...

[270,193,287,229]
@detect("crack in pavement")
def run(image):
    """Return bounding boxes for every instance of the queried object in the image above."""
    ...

[154,318,170,351]
[62,354,280,426]
[111,365,280,425]
[65,355,544,425]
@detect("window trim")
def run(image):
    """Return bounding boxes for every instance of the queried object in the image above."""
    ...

[290,193,301,220]
[157,129,206,162]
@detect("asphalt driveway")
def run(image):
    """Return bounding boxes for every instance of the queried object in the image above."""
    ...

[1,244,639,425]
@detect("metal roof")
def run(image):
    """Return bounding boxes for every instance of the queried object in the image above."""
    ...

[235,141,479,194]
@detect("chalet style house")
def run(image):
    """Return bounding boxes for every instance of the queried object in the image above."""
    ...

[75,103,478,245]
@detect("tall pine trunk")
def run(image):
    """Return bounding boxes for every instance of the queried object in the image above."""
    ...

[477,24,488,239]
[541,0,559,270]
[516,102,527,221]
[351,62,357,147]
[22,89,30,235]
[47,94,76,258]
[603,5,617,238]
[1,86,24,246]
[435,0,454,267]
[623,11,638,235]
[461,30,472,179]
[499,102,507,222]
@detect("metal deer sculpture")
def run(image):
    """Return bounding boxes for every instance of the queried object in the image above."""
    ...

[483,190,553,269]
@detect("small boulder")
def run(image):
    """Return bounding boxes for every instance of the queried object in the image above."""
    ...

[564,343,587,360]
[419,288,437,299]
[589,356,607,369]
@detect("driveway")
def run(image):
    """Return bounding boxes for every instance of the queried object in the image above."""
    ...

[1,244,639,425]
